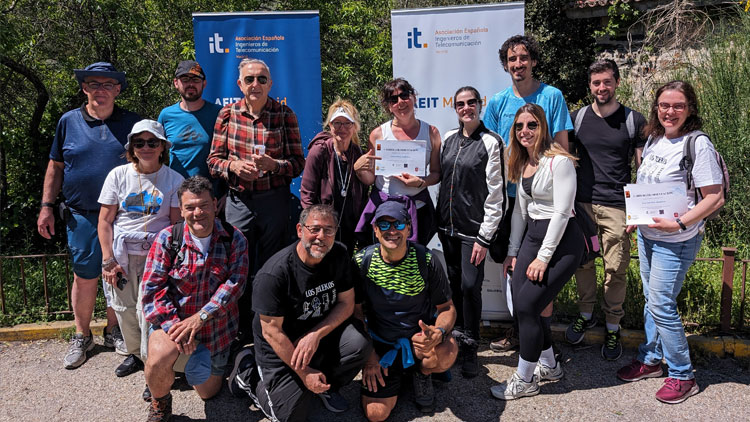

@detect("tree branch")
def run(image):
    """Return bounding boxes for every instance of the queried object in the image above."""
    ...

[0,55,49,141]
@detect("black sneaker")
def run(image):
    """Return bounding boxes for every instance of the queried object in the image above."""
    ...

[601,327,623,361]
[228,347,259,401]
[142,384,152,402]
[565,315,596,345]
[412,371,434,413]
[318,390,349,413]
[115,354,143,377]
[461,343,479,378]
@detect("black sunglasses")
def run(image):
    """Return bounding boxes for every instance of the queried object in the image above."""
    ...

[243,75,269,85]
[387,91,412,104]
[514,121,539,132]
[456,99,478,109]
[131,138,161,149]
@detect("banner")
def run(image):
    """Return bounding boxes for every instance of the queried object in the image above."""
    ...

[193,12,322,196]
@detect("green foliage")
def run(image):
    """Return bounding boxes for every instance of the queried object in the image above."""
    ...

[594,0,640,39]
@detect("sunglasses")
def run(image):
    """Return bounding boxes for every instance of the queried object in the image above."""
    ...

[376,220,407,231]
[303,224,337,236]
[243,75,269,85]
[131,137,162,149]
[387,91,412,104]
[658,102,687,112]
[514,121,539,132]
[86,81,119,91]
[179,76,203,84]
[455,99,478,109]
[331,121,354,130]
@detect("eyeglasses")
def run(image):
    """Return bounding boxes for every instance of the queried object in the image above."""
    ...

[658,102,687,112]
[387,91,412,104]
[376,220,407,231]
[455,99,478,109]
[243,75,269,85]
[85,81,119,91]
[131,138,162,149]
[179,76,203,84]
[331,121,354,130]
[514,121,539,132]
[303,224,337,236]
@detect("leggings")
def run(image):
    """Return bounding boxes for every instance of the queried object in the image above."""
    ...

[439,233,484,341]
[512,218,584,362]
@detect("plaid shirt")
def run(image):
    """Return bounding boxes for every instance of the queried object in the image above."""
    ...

[142,219,248,356]
[207,97,305,192]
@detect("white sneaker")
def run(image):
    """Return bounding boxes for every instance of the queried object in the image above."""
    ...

[490,372,540,400]
[534,361,564,381]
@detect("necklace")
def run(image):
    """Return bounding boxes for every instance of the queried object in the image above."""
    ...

[136,164,159,238]
[334,150,351,197]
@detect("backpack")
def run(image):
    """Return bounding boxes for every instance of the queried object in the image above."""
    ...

[167,220,236,267]
[357,243,429,285]
[574,104,636,139]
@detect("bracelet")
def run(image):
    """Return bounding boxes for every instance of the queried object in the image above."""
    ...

[676,218,687,231]
[101,257,117,269]
[418,179,425,188]
[41,202,55,208]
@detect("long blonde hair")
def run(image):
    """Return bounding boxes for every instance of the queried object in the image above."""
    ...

[507,103,576,183]
[324,99,362,145]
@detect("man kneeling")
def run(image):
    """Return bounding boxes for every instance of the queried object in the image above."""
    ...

[141,176,248,421]
[354,201,458,420]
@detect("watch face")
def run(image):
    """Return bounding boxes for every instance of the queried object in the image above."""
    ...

[200,312,207,321]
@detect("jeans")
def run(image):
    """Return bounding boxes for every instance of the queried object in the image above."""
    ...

[636,231,703,380]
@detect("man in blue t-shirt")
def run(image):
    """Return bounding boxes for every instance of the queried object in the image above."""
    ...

[483,35,573,353]
[37,62,140,369]
[158,60,222,193]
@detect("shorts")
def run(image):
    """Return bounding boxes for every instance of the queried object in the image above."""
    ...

[65,209,102,280]
[149,325,229,385]
[360,340,416,399]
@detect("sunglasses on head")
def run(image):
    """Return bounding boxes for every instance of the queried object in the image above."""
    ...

[455,98,478,109]
[514,121,539,132]
[376,220,407,231]
[131,138,161,149]
[243,75,269,85]
[387,91,412,104]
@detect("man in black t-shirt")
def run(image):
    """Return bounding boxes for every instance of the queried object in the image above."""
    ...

[566,59,646,360]
[354,201,457,419]
[228,204,371,422]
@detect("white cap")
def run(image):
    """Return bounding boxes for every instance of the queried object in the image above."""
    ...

[330,107,354,123]
[125,119,171,149]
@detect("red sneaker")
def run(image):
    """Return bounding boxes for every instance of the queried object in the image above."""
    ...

[616,359,663,382]
[655,377,699,404]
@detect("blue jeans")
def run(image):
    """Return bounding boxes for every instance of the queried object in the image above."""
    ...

[636,231,702,380]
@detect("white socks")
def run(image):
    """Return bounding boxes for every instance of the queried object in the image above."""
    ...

[539,346,556,368]
[517,357,537,382]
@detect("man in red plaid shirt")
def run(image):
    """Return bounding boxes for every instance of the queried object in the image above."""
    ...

[141,176,248,422]
[207,57,305,339]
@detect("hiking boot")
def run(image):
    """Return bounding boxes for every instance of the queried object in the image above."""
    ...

[489,327,518,352]
[534,362,564,382]
[318,390,348,413]
[228,347,259,402]
[412,371,434,412]
[565,315,596,345]
[432,369,452,383]
[601,328,623,361]
[617,359,663,382]
[490,372,540,400]
[146,393,172,422]
[115,354,144,377]
[63,333,94,369]
[461,343,479,378]
[655,377,699,404]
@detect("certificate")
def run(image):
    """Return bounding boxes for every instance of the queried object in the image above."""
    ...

[624,183,688,225]
[374,139,427,177]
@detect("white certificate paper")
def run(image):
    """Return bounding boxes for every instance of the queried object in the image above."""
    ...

[374,139,427,177]
[624,183,688,225]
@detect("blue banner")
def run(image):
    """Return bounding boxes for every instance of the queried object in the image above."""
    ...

[193,12,322,196]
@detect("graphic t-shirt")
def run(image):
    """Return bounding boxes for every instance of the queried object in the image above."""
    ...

[158,101,222,179]
[252,241,353,366]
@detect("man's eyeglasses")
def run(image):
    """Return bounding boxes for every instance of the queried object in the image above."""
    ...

[179,76,203,84]
[455,99,478,109]
[131,138,162,149]
[303,224,337,236]
[376,220,407,231]
[514,121,539,132]
[658,102,687,113]
[331,121,354,130]
[243,75,269,85]
[86,81,119,91]
[387,91,412,104]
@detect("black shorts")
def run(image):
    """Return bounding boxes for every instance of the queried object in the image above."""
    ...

[360,340,416,399]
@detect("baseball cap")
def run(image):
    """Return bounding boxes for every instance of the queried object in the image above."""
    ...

[125,119,171,149]
[371,200,410,224]
[175,60,206,79]
[330,107,354,123]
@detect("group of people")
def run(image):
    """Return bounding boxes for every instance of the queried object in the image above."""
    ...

[37,32,725,422]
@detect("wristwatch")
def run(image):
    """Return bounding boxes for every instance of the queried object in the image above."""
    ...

[199,311,209,323]
[676,218,687,232]
[41,202,55,208]
[436,327,448,343]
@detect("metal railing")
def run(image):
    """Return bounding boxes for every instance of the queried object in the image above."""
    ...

[0,253,73,317]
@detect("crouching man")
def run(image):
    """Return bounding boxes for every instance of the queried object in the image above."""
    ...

[229,204,372,422]
[141,176,248,421]
[354,200,458,420]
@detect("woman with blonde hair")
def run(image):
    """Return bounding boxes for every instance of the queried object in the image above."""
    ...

[491,103,584,400]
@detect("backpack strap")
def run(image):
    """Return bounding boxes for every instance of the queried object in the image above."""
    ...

[358,244,378,280]
[573,105,589,137]
[358,243,429,285]
[623,106,635,140]
[680,130,709,204]
[218,220,236,257]
[168,222,185,267]
[413,243,429,285]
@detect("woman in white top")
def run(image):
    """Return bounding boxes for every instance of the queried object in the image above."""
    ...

[491,104,584,401]
[98,120,183,398]
[356,78,442,245]
[616,81,724,404]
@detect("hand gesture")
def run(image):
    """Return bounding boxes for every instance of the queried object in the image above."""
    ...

[353,149,381,172]
[411,320,441,355]
[229,159,259,181]
[300,367,330,394]
[291,331,321,371]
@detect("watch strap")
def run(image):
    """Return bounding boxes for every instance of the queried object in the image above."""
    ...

[676,218,687,231]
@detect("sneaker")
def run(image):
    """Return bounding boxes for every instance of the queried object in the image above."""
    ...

[534,362,564,381]
[490,372,540,400]
[103,328,115,349]
[111,326,127,356]
[489,327,518,352]
[601,328,623,361]
[63,333,94,369]
[565,315,596,345]
[228,347,259,401]
[115,354,144,377]
[146,392,172,422]
[617,359,663,382]
[461,343,479,378]
[655,377,699,404]
[318,390,349,413]
[412,371,434,412]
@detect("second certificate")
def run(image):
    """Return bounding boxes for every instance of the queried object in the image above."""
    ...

[374,139,427,177]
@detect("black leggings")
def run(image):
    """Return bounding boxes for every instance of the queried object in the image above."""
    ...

[439,233,484,341]
[512,218,584,362]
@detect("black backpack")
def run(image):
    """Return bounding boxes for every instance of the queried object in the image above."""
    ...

[167,220,236,267]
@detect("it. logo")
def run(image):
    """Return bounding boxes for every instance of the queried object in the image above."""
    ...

[407,27,427,49]
[209,33,228,54]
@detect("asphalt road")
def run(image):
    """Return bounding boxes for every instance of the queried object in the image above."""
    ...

[0,338,748,421]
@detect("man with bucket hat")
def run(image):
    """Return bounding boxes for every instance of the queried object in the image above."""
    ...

[37,61,140,369]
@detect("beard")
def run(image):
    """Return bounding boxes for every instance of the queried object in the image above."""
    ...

[594,92,614,106]
[302,239,331,259]
[179,88,202,102]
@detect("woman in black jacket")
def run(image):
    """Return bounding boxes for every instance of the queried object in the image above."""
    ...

[437,86,507,377]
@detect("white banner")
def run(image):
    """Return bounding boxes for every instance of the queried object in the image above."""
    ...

[391,3,525,138]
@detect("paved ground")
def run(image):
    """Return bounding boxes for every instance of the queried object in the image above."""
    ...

[0,338,748,422]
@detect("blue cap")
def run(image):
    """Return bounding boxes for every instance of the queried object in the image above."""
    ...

[74,62,128,91]
[371,200,410,224]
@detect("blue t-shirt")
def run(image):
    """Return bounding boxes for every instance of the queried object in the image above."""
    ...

[158,101,222,180]
[49,105,141,210]
[483,83,573,197]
